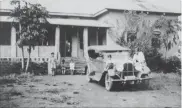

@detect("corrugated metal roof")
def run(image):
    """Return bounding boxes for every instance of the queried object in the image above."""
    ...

[88,45,130,52]
[0,16,110,27]
[47,18,111,27]
[0,0,180,17]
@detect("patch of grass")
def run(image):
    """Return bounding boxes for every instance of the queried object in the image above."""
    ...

[0,73,34,85]
[39,95,72,104]
[62,82,74,86]
[67,101,80,105]
[10,90,22,96]
[51,95,71,103]
[0,75,17,85]
[149,73,181,90]
[0,89,23,101]
[0,78,16,85]
[31,78,43,83]
[44,88,67,94]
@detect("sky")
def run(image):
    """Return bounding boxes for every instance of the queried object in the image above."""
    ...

[148,0,181,12]
[0,0,181,14]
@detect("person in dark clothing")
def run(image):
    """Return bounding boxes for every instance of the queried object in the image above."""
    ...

[61,59,66,75]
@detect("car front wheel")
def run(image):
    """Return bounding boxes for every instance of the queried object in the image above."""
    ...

[105,73,115,91]
[86,66,92,82]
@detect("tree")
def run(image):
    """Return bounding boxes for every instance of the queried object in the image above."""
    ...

[152,16,181,60]
[10,0,49,72]
[115,10,153,56]
[114,11,181,71]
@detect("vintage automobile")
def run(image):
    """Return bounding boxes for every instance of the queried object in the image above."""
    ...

[85,45,151,91]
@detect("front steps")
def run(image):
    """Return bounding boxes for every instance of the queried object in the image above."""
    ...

[57,57,87,74]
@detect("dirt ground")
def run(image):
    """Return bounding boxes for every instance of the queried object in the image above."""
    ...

[0,73,181,107]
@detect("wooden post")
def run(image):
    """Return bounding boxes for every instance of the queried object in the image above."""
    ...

[11,26,16,58]
[106,28,109,45]
[83,27,89,60]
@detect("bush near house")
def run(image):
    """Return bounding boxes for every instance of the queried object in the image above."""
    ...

[164,56,181,74]
[145,48,163,71]
[0,61,48,75]
[143,48,181,74]
[28,62,48,75]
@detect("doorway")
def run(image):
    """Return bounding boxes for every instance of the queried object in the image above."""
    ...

[60,26,72,57]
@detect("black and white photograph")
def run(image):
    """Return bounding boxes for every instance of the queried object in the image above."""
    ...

[0,0,181,107]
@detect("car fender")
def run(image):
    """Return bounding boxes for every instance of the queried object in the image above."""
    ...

[99,71,107,83]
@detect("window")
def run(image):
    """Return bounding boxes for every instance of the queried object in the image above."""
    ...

[127,31,137,43]
[98,28,106,45]
[0,22,11,45]
[88,27,97,46]
[38,25,55,46]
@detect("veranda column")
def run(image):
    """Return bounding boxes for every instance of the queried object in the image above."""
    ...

[83,27,89,60]
[106,28,115,45]
[11,26,16,58]
[96,28,99,45]
[55,26,60,60]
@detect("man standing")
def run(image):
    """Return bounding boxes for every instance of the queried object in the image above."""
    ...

[49,52,57,76]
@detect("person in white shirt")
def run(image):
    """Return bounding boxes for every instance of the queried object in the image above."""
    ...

[106,55,114,70]
[133,48,150,77]
[70,59,75,75]
[49,52,57,76]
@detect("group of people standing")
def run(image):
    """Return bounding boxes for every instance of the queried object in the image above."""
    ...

[48,52,75,76]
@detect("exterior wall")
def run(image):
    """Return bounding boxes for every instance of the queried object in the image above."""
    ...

[0,45,54,58]
[0,46,11,57]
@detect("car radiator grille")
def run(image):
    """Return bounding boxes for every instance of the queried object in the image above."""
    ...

[122,63,139,78]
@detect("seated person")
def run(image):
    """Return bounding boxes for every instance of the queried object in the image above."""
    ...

[61,59,66,75]
[105,55,114,70]
[69,59,75,75]
[133,48,150,77]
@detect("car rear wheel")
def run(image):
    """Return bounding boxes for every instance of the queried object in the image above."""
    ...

[105,73,115,91]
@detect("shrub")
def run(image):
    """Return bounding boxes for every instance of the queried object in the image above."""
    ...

[164,56,181,73]
[145,49,181,73]
[0,61,48,75]
[28,62,48,75]
[144,48,163,71]
[1,62,23,75]
[9,62,22,74]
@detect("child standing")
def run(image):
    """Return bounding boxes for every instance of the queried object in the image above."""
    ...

[69,59,75,75]
[49,52,57,76]
[61,59,66,75]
